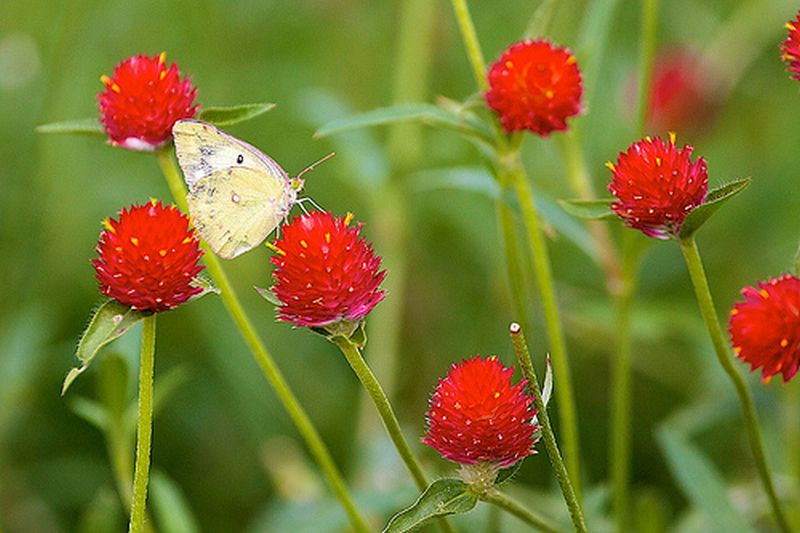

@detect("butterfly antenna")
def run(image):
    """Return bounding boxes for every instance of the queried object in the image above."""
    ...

[297,196,324,212]
[295,152,336,181]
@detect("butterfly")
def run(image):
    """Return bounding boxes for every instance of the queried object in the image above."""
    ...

[172,119,328,259]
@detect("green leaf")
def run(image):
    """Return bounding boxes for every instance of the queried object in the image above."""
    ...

[68,396,109,431]
[76,486,124,533]
[189,275,220,301]
[495,462,521,486]
[383,478,478,532]
[197,103,276,127]
[314,103,494,145]
[62,300,148,395]
[150,469,201,533]
[35,118,105,136]
[656,427,753,533]
[254,285,281,306]
[679,177,751,240]
[558,198,617,220]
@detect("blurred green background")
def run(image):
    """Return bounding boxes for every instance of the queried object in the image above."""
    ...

[1,0,799,531]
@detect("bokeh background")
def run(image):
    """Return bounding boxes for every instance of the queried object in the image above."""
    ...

[1,0,799,531]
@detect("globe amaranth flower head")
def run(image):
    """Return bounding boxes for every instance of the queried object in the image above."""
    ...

[607,133,708,239]
[93,200,205,312]
[729,274,800,383]
[98,53,198,151]
[270,211,386,330]
[423,356,538,474]
[781,11,800,81]
[644,47,720,136]
[485,39,583,136]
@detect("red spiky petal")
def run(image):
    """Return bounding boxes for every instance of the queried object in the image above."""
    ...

[423,356,538,468]
[93,201,205,312]
[485,39,583,136]
[607,134,708,239]
[729,274,800,383]
[270,212,386,328]
[98,53,198,151]
[781,12,800,81]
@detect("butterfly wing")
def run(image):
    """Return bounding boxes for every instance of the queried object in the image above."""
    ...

[188,166,297,259]
[172,119,288,190]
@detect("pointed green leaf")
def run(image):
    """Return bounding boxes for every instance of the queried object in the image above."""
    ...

[495,462,522,486]
[254,285,282,306]
[35,118,105,136]
[679,177,751,240]
[68,396,109,431]
[189,275,220,301]
[314,103,494,145]
[383,478,478,532]
[197,103,276,127]
[656,427,753,533]
[62,300,148,395]
[150,470,201,533]
[559,198,617,220]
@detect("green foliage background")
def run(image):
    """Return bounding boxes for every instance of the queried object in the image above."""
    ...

[1,0,798,531]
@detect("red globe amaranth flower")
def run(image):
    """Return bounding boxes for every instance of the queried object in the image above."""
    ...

[270,212,386,328]
[645,47,719,135]
[729,274,800,383]
[422,356,537,469]
[781,11,800,80]
[607,133,708,239]
[486,39,583,136]
[93,201,205,312]
[98,53,198,151]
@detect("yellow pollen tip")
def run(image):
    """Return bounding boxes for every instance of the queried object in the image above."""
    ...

[299,239,308,248]
[668,131,677,144]
[605,161,616,172]
[159,51,167,64]
[493,391,500,399]
[344,212,354,226]
[111,82,121,93]
[159,249,167,257]
[787,23,796,31]
[504,60,514,69]
[101,218,115,233]
[764,375,773,384]
[324,232,331,244]
[655,157,662,166]
[566,55,577,65]
[731,309,739,315]
[182,237,192,244]
[545,89,554,99]
[265,241,286,256]
[160,70,166,80]
[780,338,789,347]
[759,289,769,298]
[149,197,158,206]
[100,75,112,86]
[645,135,652,142]
[130,237,140,246]
[733,346,742,354]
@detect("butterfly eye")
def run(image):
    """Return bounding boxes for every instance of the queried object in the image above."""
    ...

[236,154,244,164]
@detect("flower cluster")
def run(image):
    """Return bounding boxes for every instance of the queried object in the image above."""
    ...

[423,356,537,469]
[270,211,386,329]
[486,39,583,136]
[607,133,708,239]
[729,274,800,383]
[781,11,800,80]
[98,53,198,151]
[93,200,204,312]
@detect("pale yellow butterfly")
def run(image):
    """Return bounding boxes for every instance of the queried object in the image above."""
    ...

[172,119,328,259]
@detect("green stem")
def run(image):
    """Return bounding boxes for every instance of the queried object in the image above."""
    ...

[509,323,587,533]
[154,149,370,533]
[636,0,659,135]
[449,0,488,92]
[129,314,156,533]
[679,237,791,533]
[333,336,428,489]
[499,148,582,499]
[481,490,561,533]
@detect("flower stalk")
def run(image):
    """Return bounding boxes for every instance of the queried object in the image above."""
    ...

[509,323,587,533]
[154,148,370,533]
[129,314,156,533]
[481,490,560,533]
[678,237,791,532]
